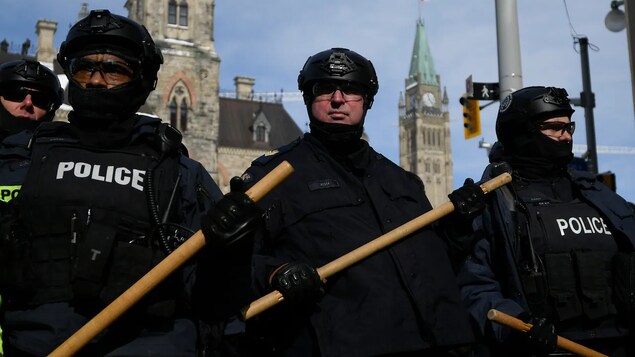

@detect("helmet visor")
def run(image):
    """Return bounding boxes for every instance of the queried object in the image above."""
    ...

[311,81,365,102]
[69,57,140,87]
[1,86,56,109]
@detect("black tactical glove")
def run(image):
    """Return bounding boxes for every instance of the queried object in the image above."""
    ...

[448,178,486,217]
[513,316,558,356]
[201,176,262,249]
[269,262,323,305]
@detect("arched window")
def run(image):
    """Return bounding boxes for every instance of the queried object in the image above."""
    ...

[167,81,191,132]
[168,0,177,25]
[180,99,188,131]
[169,97,177,127]
[179,1,189,27]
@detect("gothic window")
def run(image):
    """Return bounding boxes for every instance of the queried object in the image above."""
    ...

[425,160,431,173]
[169,97,177,127]
[180,99,188,131]
[167,81,191,132]
[433,160,440,174]
[179,1,189,27]
[168,0,177,25]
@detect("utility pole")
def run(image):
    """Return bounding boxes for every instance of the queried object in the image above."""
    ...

[625,0,635,122]
[577,37,599,174]
[495,0,523,98]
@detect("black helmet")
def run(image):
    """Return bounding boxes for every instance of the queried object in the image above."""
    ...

[0,59,63,112]
[496,86,574,143]
[57,9,163,91]
[298,48,379,108]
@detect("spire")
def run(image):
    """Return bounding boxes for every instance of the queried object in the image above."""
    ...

[407,18,438,87]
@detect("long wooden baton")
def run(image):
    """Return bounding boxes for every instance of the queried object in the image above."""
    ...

[487,309,607,357]
[49,161,294,357]
[241,172,512,320]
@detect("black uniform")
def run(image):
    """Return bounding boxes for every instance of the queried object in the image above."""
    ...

[0,116,222,356]
[243,133,474,356]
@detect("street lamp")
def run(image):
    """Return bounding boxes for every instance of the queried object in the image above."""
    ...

[606,0,635,124]
[606,1,626,32]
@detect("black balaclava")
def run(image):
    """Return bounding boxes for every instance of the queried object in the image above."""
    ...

[65,49,151,147]
[0,104,40,139]
[495,86,575,179]
[58,9,162,147]
[308,107,367,156]
[66,74,147,147]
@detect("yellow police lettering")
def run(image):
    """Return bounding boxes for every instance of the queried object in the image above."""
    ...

[0,185,21,202]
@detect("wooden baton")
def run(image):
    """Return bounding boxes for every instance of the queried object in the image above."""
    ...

[49,160,294,357]
[487,309,608,357]
[240,172,512,320]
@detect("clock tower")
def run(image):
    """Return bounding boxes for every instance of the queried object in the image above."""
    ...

[399,18,453,207]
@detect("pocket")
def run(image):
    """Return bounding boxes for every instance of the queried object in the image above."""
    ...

[575,251,616,321]
[612,251,635,326]
[545,252,583,321]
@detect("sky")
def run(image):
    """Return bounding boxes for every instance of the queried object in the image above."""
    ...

[2,0,634,203]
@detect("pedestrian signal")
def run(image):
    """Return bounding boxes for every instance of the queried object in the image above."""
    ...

[460,97,481,139]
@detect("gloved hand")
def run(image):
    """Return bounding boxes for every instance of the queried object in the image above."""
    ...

[448,178,486,217]
[201,176,262,249]
[269,262,323,305]
[491,161,512,177]
[513,316,558,356]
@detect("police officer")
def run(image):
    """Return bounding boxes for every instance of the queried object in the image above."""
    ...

[0,10,229,356]
[237,48,483,356]
[0,60,63,357]
[0,59,62,204]
[457,86,635,356]
[0,59,62,140]
[1,58,62,210]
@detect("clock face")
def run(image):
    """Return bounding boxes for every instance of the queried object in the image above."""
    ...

[422,92,436,107]
[409,94,417,109]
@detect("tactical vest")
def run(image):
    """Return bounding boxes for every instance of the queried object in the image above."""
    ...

[514,187,627,339]
[2,123,182,315]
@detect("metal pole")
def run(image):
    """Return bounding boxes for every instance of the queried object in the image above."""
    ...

[578,37,598,174]
[495,0,523,98]
[624,0,635,122]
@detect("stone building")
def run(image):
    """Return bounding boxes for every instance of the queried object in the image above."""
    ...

[399,18,453,207]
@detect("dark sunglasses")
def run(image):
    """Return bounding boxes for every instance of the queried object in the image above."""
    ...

[312,81,366,101]
[1,87,54,109]
[69,58,138,86]
[538,121,576,136]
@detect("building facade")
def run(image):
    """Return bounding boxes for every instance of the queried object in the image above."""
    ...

[399,19,453,207]
[125,0,221,177]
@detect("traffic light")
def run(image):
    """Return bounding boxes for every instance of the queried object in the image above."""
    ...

[596,171,616,192]
[460,97,481,139]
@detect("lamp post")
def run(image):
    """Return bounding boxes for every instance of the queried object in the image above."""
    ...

[605,0,635,122]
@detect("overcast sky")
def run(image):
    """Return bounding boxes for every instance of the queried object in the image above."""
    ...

[2,0,634,203]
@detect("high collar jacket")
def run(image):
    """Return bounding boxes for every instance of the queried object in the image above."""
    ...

[243,133,474,356]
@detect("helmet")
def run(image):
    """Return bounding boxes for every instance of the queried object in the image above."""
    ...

[496,86,574,141]
[57,9,163,91]
[0,59,63,112]
[297,48,379,108]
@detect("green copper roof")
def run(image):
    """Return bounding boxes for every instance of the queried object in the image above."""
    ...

[407,18,438,87]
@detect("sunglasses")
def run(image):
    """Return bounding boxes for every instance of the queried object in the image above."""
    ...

[537,121,576,136]
[69,57,138,86]
[312,81,366,102]
[1,87,54,109]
